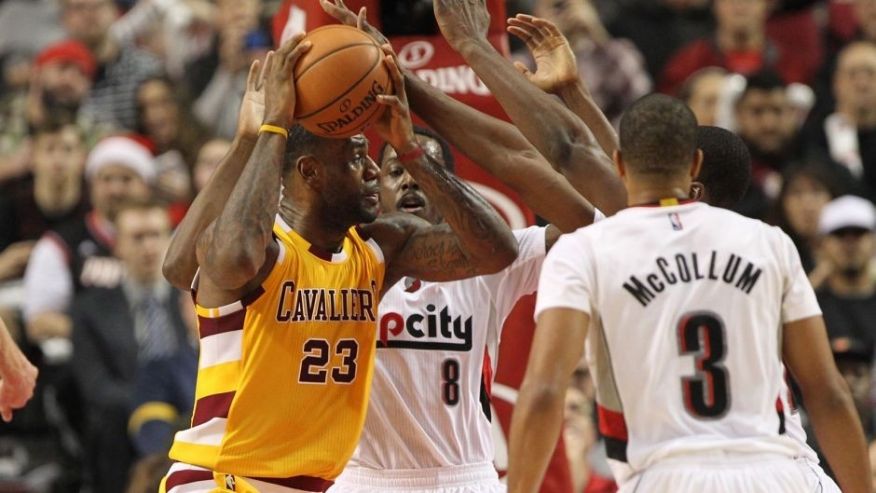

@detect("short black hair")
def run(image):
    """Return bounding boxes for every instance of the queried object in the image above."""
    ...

[618,94,698,176]
[737,70,786,105]
[379,125,455,173]
[284,125,329,175]
[696,126,751,208]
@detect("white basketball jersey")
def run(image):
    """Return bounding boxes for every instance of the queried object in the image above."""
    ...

[535,201,821,484]
[345,227,546,471]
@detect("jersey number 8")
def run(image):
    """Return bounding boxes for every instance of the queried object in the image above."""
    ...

[299,338,359,384]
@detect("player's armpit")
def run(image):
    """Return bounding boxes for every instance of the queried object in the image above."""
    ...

[783,316,872,493]
[508,307,588,493]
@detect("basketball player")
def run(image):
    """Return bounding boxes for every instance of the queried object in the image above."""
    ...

[160,33,519,493]
[509,95,870,493]
[311,3,624,492]
[508,16,837,485]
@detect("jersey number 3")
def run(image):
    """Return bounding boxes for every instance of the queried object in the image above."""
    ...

[677,312,730,419]
[299,339,359,384]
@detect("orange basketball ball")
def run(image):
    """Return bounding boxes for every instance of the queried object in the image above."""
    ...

[294,25,392,139]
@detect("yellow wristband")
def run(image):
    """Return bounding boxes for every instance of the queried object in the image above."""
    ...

[259,124,289,139]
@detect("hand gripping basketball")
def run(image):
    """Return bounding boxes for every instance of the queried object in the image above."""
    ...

[372,45,417,156]
[263,33,312,129]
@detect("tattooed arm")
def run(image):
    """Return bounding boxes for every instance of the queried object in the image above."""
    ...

[362,46,517,289]
[433,0,626,216]
[195,36,311,293]
[163,58,269,290]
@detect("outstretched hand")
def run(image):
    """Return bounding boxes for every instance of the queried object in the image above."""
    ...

[237,56,271,142]
[507,14,579,94]
[433,0,491,51]
[319,0,389,46]
[262,33,312,129]
[373,45,417,156]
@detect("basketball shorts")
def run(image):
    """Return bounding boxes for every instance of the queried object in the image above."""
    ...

[161,463,333,493]
[619,453,840,493]
[328,462,505,493]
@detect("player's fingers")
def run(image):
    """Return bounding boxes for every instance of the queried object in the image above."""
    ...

[0,406,10,423]
[533,17,563,38]
[376,94,404,112]
[381,50,406,100]
[357,7,367,30]
[246,59,261,89]
[285,40,312,73]
[508,15,538,31]
[507,25,535,44]
[261,51,275,83]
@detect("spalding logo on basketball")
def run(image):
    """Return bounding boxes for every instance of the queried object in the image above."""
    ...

[294,25,393,139]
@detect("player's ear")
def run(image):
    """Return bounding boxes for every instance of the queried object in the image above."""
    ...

[690,181,704,201]
[297,155,322,187]
[690,148,704,179]
[613,149,626,178]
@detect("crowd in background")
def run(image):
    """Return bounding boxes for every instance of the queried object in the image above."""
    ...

[0,0,874,492]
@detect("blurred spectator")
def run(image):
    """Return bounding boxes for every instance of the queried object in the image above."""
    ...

[61,0,162,130]
[72,200,189,493]
[810,42,876,199]
[0,40,102,187]
[136,75,208,203]
[813,196,876,349]
[110,0,214,79]
[604,0,714,81]
[659,0,817,95]
[22,135,153,351]
[829,337,874,438]
[679,66,729,125]
[186,0,265,139]
[527,0,651,125]
[0,121,88,285]
[773,163,843,273]
[192,137,231,193]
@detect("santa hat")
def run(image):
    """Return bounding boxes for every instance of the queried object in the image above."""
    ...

[85,135,157,184]
[35,40,97,79]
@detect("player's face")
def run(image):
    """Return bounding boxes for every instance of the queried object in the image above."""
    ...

[321,135,381,224]
[378,135,446,225]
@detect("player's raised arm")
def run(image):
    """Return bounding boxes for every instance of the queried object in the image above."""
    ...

[362,46,517,286]
[196,35,311,291]
[508,14,618,158]
[783,316,871,493]
[432,0,625,216]
[162,56,271,290]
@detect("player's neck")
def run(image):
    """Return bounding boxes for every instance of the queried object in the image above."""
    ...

[279,204,348,254]
[625,184,692,207]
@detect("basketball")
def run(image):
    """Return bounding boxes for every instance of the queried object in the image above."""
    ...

[294,25,392,139]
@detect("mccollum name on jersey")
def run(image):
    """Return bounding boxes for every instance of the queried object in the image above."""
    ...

[623,250,763,307]
[275,280,379,322]
[378,304,473,351]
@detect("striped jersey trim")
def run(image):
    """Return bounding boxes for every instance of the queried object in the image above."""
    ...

[192,391,235,426]
[174,416,227,447]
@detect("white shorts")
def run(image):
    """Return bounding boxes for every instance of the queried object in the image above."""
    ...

[619,454,840,493]
[329,462,505,493]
